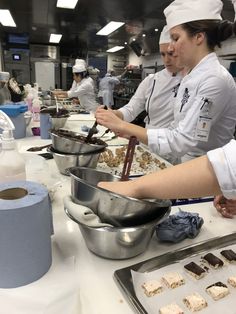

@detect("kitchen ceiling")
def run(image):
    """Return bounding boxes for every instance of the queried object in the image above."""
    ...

[0,0,234,58]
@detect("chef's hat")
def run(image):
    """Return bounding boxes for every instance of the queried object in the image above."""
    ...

[75,58,87,67]
[72,63,87,73]
[231,0,236,21]
[159,26,171,44]
[164,0,223,30]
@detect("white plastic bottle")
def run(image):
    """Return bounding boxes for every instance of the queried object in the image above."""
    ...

[0,110,26,183]
[0,129,26,183]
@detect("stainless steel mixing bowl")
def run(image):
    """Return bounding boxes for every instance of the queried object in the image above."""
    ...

[51,117,68,130]
[69,167,172,227]
[49,147,104,175]
[65,206,170,259]
[51,129,107,153]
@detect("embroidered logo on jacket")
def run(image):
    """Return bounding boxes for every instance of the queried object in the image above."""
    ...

[180,88,190,112]
[172,83,180,97]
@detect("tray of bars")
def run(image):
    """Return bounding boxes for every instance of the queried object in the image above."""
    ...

[114,232,236,314]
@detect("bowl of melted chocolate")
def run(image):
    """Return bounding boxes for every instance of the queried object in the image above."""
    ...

[40,107,70,130]
[50,129,108,154]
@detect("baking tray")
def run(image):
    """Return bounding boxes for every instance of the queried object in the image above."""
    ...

[114,232,236,314]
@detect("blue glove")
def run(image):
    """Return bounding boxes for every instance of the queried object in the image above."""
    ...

[156,209,204,243]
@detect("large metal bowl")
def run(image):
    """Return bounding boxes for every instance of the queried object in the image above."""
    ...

[49,147,104,175]
[69,167,172,227]
[65,206,170,259]
[50,129,107,154]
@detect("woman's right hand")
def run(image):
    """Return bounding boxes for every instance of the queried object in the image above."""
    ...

[213,194,236,218]
[95,107,126,135]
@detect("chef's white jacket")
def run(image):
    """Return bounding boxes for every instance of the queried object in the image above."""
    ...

[98,76,120,108]
[148,53,236,162]
[69,80,77,93]
[207,140,236,199]
[67,77,97,112]
[119,69,182,128]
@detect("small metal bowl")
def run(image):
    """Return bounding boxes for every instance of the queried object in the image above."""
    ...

[49,147,104,175]
[51,116,68,130]
[50,129,107,154]
[69,167,172,227]
[65,206,170,259]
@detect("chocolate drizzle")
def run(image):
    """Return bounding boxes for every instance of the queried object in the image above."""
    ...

[206,281,227,289]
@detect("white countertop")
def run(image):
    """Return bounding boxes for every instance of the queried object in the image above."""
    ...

[1,116,236,314]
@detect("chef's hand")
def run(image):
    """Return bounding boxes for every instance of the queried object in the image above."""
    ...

[98,181,137,198]
[95,107,126,136]
[214,195,236,218]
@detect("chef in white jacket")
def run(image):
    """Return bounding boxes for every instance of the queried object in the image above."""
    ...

[96,0,236,163]
[69,59,87,94]
[115,26,182,129]
[53,60,97,112]
[98,70,120,108]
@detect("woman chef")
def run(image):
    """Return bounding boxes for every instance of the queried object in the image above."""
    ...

[53,59,97,112]
[95,0,236,163]
[111,26,182,130]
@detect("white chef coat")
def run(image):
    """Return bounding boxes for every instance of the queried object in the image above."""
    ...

[69,80,77,93]
[207,140,236,199]
[148,53,236,162]
[119,68,182,129]
[98,75,120,108]
[67,77,97,112]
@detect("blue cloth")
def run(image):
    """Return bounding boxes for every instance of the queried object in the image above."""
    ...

[156,209,204,243]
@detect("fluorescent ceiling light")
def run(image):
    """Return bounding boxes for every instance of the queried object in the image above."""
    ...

[0,10,16,27]
[97,21,124,36]
[56,0,78,9]
[106,46,124,53]
[49,34,62,43]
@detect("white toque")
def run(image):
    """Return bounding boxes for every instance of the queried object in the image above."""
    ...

[73,59,87,73]
[164,0,223,30]
[159,25,171,44]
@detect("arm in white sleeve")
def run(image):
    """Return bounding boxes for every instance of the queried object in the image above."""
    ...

[67,80,92,99]
[119,75,153,122]
[207,140,236,199]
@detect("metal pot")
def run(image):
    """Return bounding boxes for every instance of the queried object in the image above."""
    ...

[51,129,107,154]
[49,147,104,175]
[65,206,170,259]
[69,167,172,227]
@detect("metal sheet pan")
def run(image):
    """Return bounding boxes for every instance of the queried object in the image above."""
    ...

[114,233,236,314]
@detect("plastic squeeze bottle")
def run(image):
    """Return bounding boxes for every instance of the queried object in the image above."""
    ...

[0,110,26,182]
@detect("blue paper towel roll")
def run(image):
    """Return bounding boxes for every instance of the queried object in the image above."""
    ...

[0,181,52,288]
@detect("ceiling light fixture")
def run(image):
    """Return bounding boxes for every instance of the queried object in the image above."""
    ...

[49,34,62,43]
[0,10,16,27]
[142,34,146,37]
[56,0,78,9]
[155,28,159,32]
[106,46,124,53]
[97,21,125,36]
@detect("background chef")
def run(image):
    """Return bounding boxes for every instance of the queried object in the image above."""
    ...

[53,59,97,112]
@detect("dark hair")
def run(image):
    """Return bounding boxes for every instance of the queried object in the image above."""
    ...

[73,71,89,79]
[182,20,234,50]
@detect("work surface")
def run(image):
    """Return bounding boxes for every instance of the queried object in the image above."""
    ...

[1,113,236,314]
